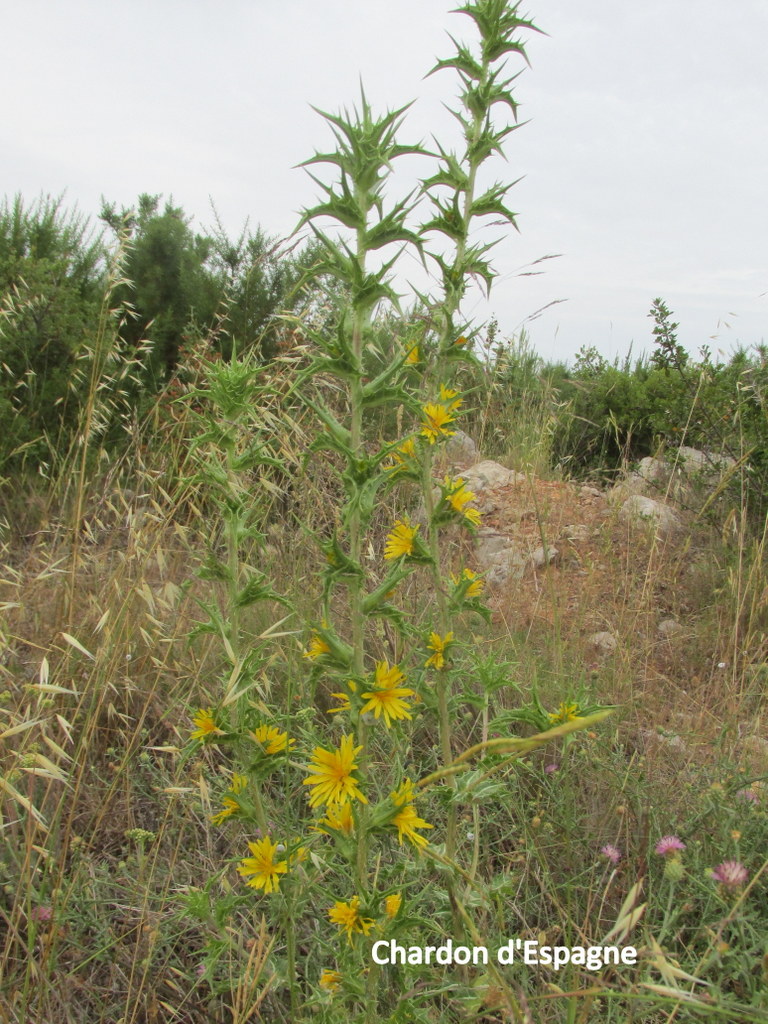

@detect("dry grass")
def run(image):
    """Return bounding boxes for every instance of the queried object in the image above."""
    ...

[1,378,767,1022]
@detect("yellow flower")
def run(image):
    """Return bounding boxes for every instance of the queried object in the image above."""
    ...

[251,724,294,754]
[405,345,420,365]
[288,840,309,866]
[374,661,405,689]
[236,836,288,894]
[327,691,351,715]
[392,804,434,847]
[361,661,415,728]
[451,568,484,597]
[190,707,222,741]
[303,735,368,808]
[444,476,481,526]
[391,778,418,807]
[548,702,581,724]
[315,801,355,835]
[319,968,342,993]
[384,893,402,918]
[420,402,456,444]
[328,896,374,940]
[384,519,418,560]
[211,773,248,825]
[303,633,331,660]
[425,631,454,670]
[439,383,463,411]
[454,335,468,347]
[387,437,417,475]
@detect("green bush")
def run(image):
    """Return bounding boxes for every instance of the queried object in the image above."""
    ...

[0,194,105,470]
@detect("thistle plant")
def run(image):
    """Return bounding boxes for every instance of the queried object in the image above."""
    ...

[181,4,610,1020]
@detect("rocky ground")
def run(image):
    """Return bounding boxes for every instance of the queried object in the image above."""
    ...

[439,432,768,781]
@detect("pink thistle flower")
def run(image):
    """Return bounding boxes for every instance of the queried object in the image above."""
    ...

[31,905,52,922]
[735,788,759,804]
[655,835,686,857]
[600,843,621,864]
[711,860,749,890]
[544,763,559,775]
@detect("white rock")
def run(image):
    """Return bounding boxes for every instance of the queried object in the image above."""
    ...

[677,446,736,475]
[638,457,669,483]
[588,631,618,654]
[475,528,514,562]
[485,557,526,585]
[658,618,683,638]
[612,447,737,506]
[619,495,682,538]
[461,460,524,493]
[530,545,559,570]
[474,527,526,584]
[444,430,479,468]
[562,524,590,543]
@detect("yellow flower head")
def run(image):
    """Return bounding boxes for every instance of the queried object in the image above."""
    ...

[287,839,308,866]
[405,345,420,365]
[444,476,481,526]
[391,778,418,807]
[439,383,463,411]
[303,734,368,808]
[384,519,418,560]
[384,893,402,919]
[387,437,417,475]
[451,568,485,597]
[190,707,222,742]
[361,661,415,728]
[319,968,342,993]
[375,660,406,689]
[211,773,248,825]
[548,702,581,724]
[328,691,351,715]
[315,801,355,835]
[251,724,294,754]
[420,402,456,444]
[327,896,374,941]
[236,836,288,893]
[454,335,468,347]
[391,803,434,849]
[303,633,331,660]
[425,631,454,670]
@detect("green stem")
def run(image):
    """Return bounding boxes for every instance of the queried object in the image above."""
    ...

[285,893,298,1018]
[351,214,371,892]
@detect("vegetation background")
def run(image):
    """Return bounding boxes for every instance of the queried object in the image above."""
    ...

[1,3,767,1022]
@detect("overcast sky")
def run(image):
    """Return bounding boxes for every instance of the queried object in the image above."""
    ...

[3,0,767,364]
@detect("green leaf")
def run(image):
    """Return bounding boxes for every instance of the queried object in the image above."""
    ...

[361,384,413,411]
[235,574,288,609]
[427,36,484,81]
[421,194,467,243]
[421,144,470,191]
[361,565,413,615]
[297,171,366,232]
[197,553,233,583]
[469,181,521,225]
[301,396,353,451]
[322,535,364,579]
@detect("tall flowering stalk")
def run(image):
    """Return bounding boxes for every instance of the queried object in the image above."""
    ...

[181,4,611,1020]
[416,0,541,865]
[296,91,426,889]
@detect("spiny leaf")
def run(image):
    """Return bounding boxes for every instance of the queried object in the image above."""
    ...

[427,36,484,81]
